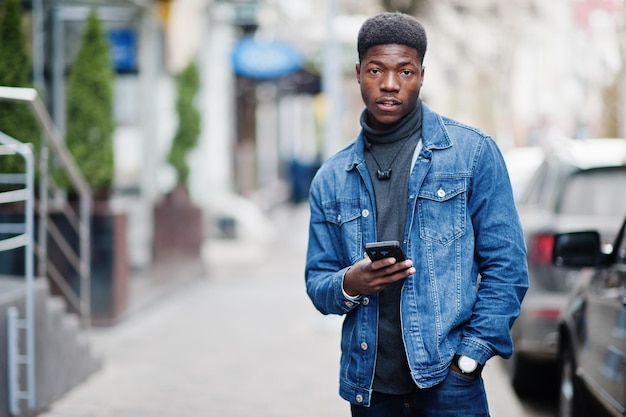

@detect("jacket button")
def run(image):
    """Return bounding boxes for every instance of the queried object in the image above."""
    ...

[360,342,368,351]
[356,394,364,403]
[437,188,446,198]
[345,301,354,307]
[362,297,369,305]
[362,209,369,217]
[337,214,341,222]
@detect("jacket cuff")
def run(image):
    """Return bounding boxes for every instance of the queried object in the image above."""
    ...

[457,337,494,365]
[336,267,360,312]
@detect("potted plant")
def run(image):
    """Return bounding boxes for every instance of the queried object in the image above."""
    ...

[153,60,203,260]
[51,9,128,325]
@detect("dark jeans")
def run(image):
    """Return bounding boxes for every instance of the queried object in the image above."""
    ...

[350,370,490,417]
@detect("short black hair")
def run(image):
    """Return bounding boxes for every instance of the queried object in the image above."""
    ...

[357,12,427,63]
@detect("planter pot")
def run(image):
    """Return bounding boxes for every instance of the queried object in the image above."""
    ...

[89,208,128,325]
[153,188,203,260]
[0,202,32,277]
[48,200,128,326]
[1,199,129,325]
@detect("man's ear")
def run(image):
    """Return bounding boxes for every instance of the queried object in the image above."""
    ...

[355,62,361,84]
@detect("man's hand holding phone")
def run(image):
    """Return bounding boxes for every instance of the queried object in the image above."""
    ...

[343,241,415,297]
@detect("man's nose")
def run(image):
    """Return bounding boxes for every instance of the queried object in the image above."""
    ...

[381,72,400,91]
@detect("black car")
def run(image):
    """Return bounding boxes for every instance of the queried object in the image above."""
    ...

[553,215,626,417]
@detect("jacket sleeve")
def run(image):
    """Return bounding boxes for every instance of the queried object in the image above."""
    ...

[458,137,529,363]
[304,174,361,316]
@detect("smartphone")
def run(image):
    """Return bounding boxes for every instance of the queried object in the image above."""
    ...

[364,240,407,262]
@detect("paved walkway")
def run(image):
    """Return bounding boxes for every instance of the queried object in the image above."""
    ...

[37,204,526,417]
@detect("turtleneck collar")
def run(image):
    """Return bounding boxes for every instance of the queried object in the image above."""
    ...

[360,100,422,145]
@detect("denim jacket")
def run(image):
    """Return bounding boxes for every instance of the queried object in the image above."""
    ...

[305,102,528,406]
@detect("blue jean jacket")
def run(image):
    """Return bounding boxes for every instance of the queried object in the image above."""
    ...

[305,102,528,406]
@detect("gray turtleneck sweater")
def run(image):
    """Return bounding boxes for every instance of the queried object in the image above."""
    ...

[361,102,422,394]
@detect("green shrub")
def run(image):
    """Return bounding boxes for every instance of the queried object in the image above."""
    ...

[62,9,114,193]
[168,61,200,187]
[0,0,40,174]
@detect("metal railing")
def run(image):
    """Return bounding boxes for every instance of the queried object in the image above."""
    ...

[0,132,36,415]
[0,86,92,328]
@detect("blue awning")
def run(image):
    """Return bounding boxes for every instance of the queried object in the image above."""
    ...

[232,36,303,80]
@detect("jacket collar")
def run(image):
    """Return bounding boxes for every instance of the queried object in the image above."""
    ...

[346,101,452,172]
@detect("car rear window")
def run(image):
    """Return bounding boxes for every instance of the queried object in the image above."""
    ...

[558,167,626,216]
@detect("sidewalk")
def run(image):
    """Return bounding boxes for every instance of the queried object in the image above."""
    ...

[36,203,526,417]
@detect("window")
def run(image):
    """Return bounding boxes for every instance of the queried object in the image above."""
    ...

[558,167,626,217]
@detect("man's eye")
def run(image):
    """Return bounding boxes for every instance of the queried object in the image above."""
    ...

[369,69,381,75]
[401,70,413,76]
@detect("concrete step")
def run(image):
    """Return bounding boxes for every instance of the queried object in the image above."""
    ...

[0,276,101,417]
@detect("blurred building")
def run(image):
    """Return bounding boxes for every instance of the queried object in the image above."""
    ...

[9,0,626,263]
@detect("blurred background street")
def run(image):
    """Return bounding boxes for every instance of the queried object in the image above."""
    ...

[35,204,348,417]
[2,0,626,416]
[35,203,529,417]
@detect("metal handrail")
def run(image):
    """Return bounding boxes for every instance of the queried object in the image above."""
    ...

[0,131,36,414]
[0,85,92,328]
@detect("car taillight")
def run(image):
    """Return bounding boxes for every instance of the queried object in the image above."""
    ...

[528,307,561,319]
[528,233,554,265]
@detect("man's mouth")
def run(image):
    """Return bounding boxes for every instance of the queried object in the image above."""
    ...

[376,99,401,111]
[376,98,401,109]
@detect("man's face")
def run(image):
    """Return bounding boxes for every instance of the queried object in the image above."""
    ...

[356,44,424,130]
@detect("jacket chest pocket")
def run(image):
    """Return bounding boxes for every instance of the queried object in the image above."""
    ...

[417,178,466,245]
[323,199,364,262]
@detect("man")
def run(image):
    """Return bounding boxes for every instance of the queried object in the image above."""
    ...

[305,12,528,417]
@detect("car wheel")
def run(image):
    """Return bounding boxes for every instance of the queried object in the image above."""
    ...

[558,342,588,417]
[511,354,533,396]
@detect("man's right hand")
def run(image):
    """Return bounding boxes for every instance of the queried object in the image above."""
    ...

[343,256,415,297]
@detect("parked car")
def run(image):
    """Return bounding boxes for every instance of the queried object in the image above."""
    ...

[509,138,626,395]
[553,215,626,417]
